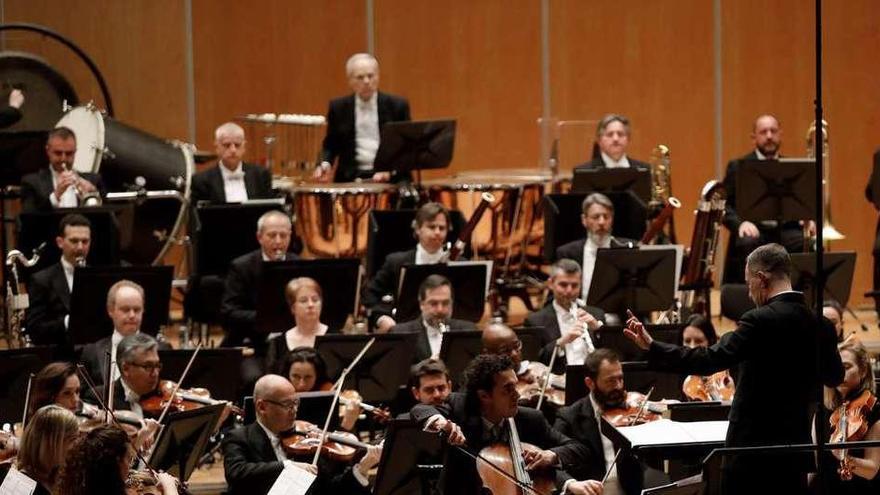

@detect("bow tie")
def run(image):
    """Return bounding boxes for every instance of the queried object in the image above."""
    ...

[225,172,244,180]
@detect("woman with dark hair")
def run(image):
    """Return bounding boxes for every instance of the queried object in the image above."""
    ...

[28,362,82,419]
[282,346,332,393]
[679,314,719,348]
[680,315,736,401]
[823,299,846,342]
[0,405,79,494]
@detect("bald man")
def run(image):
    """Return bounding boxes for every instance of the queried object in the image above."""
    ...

[481,322,545,386]
[191,122,274,204]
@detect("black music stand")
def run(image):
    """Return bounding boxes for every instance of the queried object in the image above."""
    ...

[587,247,679,315]
[374,419,444,495]
[158,349,243,403]
[438,326,542,388]
[0,346,53,424]
[191,201,285,276]
[314,334,417,404]
[148,403,225,482]
[641,476,705,495]
[666,402,731,423]
[542,192,647,261]
[255,258,361,334]
[789,252,856,307]
[68,265,173,345]
[571,168,653,203]
[395,263,488,323]
[365,209,466,278]
[564,361,684,406]
[293,391,340,430]
[735,159,817,224]
[373,120,456,184]
[595,323,685,361]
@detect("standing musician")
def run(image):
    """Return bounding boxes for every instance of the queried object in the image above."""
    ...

[574,114,649,171]
[413,353,602,494]
[190,121,274,204]
[623,243,843,494]
[364,202,452,332]
[315,52,411,183]
[222,374,380,495]
[524,258,605,373]
[389,274,478,362]
[556,193,635,300]
[19,126,104,213]
[265,277,331,374]
[26,213,91,348]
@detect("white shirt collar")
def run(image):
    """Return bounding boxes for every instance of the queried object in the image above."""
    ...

[601,152,630,169]
[219,162,244,178]
[552,299,571,317]
[416,243,445,264]
[261,250,286,262]
[120,378,139,402]
[355,92,378,109]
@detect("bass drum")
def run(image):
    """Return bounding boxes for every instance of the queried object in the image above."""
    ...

[56,105,193,265]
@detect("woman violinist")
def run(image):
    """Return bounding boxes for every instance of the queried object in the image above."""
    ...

[679,315,735,402]
[280,347,362,432]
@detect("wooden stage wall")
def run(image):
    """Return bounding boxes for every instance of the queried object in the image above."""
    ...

[3,0,878,306]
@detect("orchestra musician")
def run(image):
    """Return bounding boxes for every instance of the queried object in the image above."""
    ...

[574,114,649,171]
[413,353,602,495]
[315,52,411,183]
[482,321,545,385]
[0,88,24,127]
[679,314,735,402]
[389,274,478,362]
[190,121,274,204]
[623,243,843,494]
[524,258,606,373]
[26,213,91,349]
[556,193,635,300]
[364,202,453,332]
[865,148,880,314]
[265,277,331,375]
[410,357,452,408]
[822,299,846,342]
[83,333,164,419]
[19,126,104,213]
[222,374,379,495]
[27,362,81,419]
[280,346,332,393]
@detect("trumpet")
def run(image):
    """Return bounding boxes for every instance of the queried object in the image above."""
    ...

[64,162,102,206]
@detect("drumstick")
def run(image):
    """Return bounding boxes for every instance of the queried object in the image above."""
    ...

[602,448,621,484]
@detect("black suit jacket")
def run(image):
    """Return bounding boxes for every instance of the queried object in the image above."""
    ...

[573,156,650,171]
[867,149,880,254]
[0,106,22,128]
[19,167,105,213]
[389,317,478,363]
[362,248,415,327]
[320,92,411,182]
[721,151,759,232]
[411,392,585,495]
[555,236,636,265]
[647,291,843,492]
[523,304,605,373]
[190,162,274,205]
[25,262,70,347]
[80,335,170,390]
[222,422,368,495]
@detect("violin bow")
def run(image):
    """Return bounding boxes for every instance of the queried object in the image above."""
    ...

[21,373,34,426]
[156,343,203,425]
[602,448,622,484]
[536,343,559,410]
[630,386,654,426]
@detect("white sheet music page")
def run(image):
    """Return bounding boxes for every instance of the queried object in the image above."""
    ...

[267,464,317,495]
[617,419,728,447]
[0,466,37,495]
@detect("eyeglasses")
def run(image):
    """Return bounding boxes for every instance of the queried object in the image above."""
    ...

[496,339,523,354]
[130,362,163,372]
[264,399,299,412]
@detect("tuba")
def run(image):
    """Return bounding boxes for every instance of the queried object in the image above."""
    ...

[806,120,843,242]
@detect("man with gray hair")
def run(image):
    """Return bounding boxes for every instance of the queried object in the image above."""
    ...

[82,332,164,418]
[315,53,411,183]
[575,114,649,171]
[191,121,274,204]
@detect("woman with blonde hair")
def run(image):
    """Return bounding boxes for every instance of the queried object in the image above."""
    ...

[0,405,79,494]
[265,277,331,374]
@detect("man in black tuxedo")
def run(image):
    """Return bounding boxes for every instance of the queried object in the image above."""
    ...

[556,193,635,300]
[412,353,602,495]
[624,243,843,494]
[26,213,90,348]
[390,274,477,362]
[866,148,880,313]
[524,258,605,373]
[574,114,649,171]
[364,202,451,332]
[314,53,411,183]
[85,332,164,419]
[19,126,103,213]
[190,122,274,204]
[222,374,379,495]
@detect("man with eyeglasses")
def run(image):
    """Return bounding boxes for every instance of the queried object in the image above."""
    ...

[223,374,380,495]
[481,322,545,386]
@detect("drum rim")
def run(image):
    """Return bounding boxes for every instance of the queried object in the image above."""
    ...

[420,177,544,189]
[284,181,396,194]
[56,105,106,174]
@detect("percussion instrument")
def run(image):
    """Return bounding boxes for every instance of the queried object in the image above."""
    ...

[56,104,193,265]
[277,180,396,258]
[237,113,326,181]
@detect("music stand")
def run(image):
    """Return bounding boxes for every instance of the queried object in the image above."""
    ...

[571,168,653,204]
[395,263,488,323]
[255,258,361,334]
[666,402,731,423]
[595,323,685,361]
[158,349,243,403]
[374,419,444,495]
[0,346,53,424]
[438,327,541,388]
[373,120,456,183]
[789,252,856,307]
[564,361,684,406]
[192,201,285,276]
[735,159,817,224]
[148,403,225,482]
[587,246,680,315]
[68,265,173,345]
[293,391,340,429]
[542,192,647,261]
[365,209,466,278]
[640,476,705,495]
[314,334,417,404]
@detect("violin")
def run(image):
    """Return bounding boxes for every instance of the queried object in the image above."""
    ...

[140,380,243,422]
[338,389,392,423]
[682,370,735,402]
[515,362,565,409]
[475,418,555,495]
[829,389,878,480]
[602,391,665,427]
[279,420,371,463]
[0,430,17,463]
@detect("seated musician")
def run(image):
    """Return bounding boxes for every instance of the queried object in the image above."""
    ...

[482,321,545,385]
[222,374,380,495]
[389,274,478,362]
[410,357,452,407]
[0,405,80,495]
[190,121,274,204]
[823,299,846,342]
[556,193,635,300]
[27,361,82,419]
[280,346,332,392]
[679,314,735,402]
[815,339,880,493]
[19,126,104,213]
[25,213,91,349]
[524,258,605,373]
[413,353,601,495]
[365,202,453,332]
[81,332,163,419]
[265,277,331,374]
[574,114,649,171]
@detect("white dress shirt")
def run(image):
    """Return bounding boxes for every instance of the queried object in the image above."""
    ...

[60,257,75,292]
[581,234,612,299]
[601,152,631,169]
[120,378,144,419]
[423,319,445,358]
[552,301,591,365]
[354,93,380,171]
[220,162,248,203]
[416,243,445,265]
[109,329,128,383]
[49,167,78,207]
[256,419,289,462]
[589,393,618,481]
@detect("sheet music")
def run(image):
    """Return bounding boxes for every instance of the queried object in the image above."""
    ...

[615,419,728,447]
[0,466,37,495]
[267,464,317,495]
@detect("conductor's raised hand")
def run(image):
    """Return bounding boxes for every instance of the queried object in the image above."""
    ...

[623,309,653,350]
